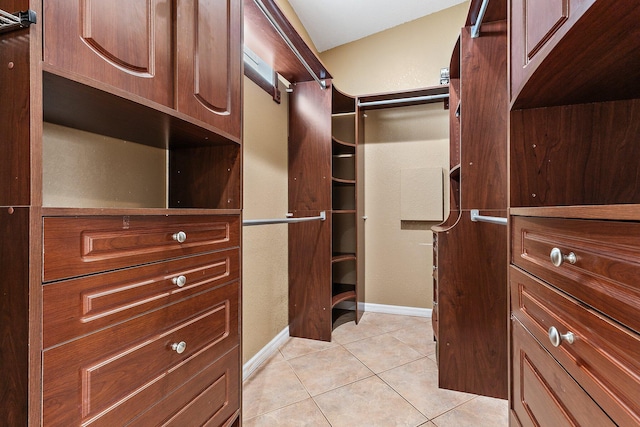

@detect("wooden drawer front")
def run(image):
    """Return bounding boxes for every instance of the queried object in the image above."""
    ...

[510,318,615,427]
[43,214,240,282]
[511,216,640,333]
[43,281,239,426]
[43,248,239,348]
[511,267,640,426]
[128,347,239,427]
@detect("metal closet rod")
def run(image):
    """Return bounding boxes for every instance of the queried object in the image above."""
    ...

[358,93,449,108]
[470,209,507,226]
[243,211,326,226]
[253,0,327,90]
[471,0,490,38]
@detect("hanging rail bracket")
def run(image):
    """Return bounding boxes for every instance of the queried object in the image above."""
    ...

[470,209,507,226]
[0,9,36,35]
[471,0,489,38]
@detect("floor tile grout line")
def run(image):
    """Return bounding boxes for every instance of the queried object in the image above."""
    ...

[375,358,438,423]
[244,313,506,425]
[428,395,481,426]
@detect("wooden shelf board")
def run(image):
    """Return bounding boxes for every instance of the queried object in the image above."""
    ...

[358,85,449,111]
[332,177,356,185]
[510,205,640,221]
[331,253,356,263]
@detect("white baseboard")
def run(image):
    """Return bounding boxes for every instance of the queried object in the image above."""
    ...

[242,304,430,380]
[242,326,289,381]
[364,303,432,318]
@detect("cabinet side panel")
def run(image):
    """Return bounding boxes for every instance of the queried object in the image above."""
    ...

[288,212,332,341]
[0,208,30,425]
[437,214,508,398]
[460,21,508,211]
[289,81,332,212]
[170,144,241,209]
[355,110,365,321]
[0,23,30,205]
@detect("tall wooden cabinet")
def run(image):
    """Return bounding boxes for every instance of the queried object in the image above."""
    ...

[288,81,364,342]
[432,0,509,399]
[1,0,243,425]
[44,0,242,139]
[508,1,640,425]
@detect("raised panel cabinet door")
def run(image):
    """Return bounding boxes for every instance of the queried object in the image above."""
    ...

[43,0,173,106]
[176,0,242,139]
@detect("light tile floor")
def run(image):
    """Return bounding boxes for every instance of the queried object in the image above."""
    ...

[242,312,509,426]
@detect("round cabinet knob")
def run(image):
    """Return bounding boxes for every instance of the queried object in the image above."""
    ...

[171,341,187,354]
[548,326,575,347]
[172,231,187,243]
[172,275,187,287]
[549,247,577,267]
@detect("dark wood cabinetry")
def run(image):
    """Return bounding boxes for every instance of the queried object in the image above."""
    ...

[176,0,242,138]
[510,318,615,427]
[288,81,364,342]
[43,0,173,107]
[432,0,508,399]
[508,1,640,425]
[44,0,242,139]
[1,0,243,424]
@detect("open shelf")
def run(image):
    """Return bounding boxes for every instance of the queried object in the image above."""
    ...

[332,177,356,185]
[332,138,356,155]
[450,164,461,180]
[331,283,356,307]
[331,253,356,263]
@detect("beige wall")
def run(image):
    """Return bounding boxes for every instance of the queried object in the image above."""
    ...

[320,3,469,96]
[242,76,290,363]
[364,104,449,308]
[42,123,166,208]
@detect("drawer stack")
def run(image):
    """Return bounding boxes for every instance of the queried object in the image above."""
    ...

[42,214,241,426]
[510,216,640,426]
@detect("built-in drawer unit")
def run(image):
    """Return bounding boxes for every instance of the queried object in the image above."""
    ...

[43,248,239,348]
[127,346,240,427]
[511,317,615,427]
[43,215,240,282]
[510,267,640,426]
[511,216,640,334]
[43,280,239,426]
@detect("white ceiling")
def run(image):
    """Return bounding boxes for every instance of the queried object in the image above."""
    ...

[288,0,468,52]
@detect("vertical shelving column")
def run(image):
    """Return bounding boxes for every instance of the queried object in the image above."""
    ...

[331,87,362,324]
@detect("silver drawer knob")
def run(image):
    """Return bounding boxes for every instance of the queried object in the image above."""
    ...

[172,231,187,243]
[171,341,187,354]
[172,275,187,287]
[548,326,574,347]
[550,247,576,267]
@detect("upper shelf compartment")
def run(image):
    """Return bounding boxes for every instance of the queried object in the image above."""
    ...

[42,0,242,148]
[511,0,640,109]
[243,0,331,88]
